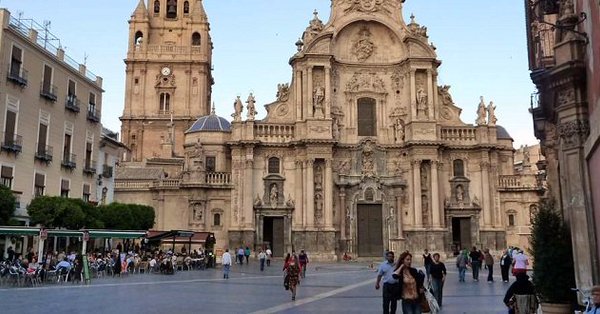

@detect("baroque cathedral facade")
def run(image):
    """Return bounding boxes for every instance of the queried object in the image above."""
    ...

[116,0,542,259]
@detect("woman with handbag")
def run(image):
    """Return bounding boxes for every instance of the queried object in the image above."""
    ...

[393,252,425,314]
[283,254,301,301]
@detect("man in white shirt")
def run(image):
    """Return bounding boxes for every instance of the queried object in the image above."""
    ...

[258,250,267,272]
[266,248,272,267]
[512,250,529,276]
[222,249,232,279]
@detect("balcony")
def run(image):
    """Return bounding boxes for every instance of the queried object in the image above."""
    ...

[6,65,28,86]
[254,123,295,143]
[87,108,100,123]
[40,83,58,102]
[83,160,96,175]
[65,95,81,113]
[205,172,232,185]
[440,127,477,143]
[61,153,77,169]
[102,164,113,178]
[35,145,53,162]
[498,174,542,191]
[1,132,23,154]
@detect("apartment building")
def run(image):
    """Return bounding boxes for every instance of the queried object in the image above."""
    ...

[0,9,104,254]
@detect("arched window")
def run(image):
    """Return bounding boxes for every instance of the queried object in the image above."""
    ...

[357,97,376,136]
[153,0,160,14]
[159,93,170,113]
[191,32,201,46]
[183,1,190,14]
[453,159,465,177]
[166,0,177,19]
[213,213,221,226]
[268,157,280,174]
[508,214,515,227]
[134,31,143,47]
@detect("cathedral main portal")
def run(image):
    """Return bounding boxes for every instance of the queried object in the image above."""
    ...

[263,217,285,257]
[357,204,383,257]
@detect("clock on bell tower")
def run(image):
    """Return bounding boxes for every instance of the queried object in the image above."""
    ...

[120,0,213,161]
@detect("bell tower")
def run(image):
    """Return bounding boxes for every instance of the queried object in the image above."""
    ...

[120,0,213,161]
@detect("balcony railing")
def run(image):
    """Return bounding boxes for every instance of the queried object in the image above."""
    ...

[102,164,113,178]
[152,179,181,188]
[65,95,81,113]
[1,132,23,154]
[35,145,53,162]
[40,83,58,102]
[83,160,96,175]
[205,172,232,185]
[145,45,203,55]
[498,174,540,190]
[87,108,100,123]
[6,65,28,86]
[440,127,477,143]
[114,180,153,190]
[61,153,77,169]
[254,123,295,142]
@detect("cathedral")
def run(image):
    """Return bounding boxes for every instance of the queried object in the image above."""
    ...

[115,0,542,259]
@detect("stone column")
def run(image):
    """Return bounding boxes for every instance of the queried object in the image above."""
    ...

[395,195,404,238]
[307,67,313,118]
[431,161,441,228]
[339,187,347,240]
[480,161,491,226]
[410,70,417,119]
[324,159,333,228]
[243,146,255,228]
[412,160,422,227]
[303,70,309,119]
[294,159,303,228]
[296,70,303,121]
[427,69,434,120]
[325,66,332,119]
[306,159,315,227]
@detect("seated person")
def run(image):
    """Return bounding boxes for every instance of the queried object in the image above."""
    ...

[56,257,71,272]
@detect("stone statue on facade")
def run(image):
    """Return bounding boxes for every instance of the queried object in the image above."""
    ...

[314,192,324,225]
[254,194,262,207]
[313,86,325,118]
[487,101,497,126]
[332,118,341,140]
[439,85,454,106]
[286,194,295,207]
[476,96,488,125]
[394,119,405,143]
[246,93,257,121]
[456,185,464,202]
[232,96,243,121]
[416,87,428,118]
[303,10,324,43]
[269,184,278,206]
[276,83,290,102]
[314,165,323,190]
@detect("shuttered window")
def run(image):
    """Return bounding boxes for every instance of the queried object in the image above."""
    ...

[60,179,70,198]
[1,166,13,188]
[34,173,45,197]
[82,184,90,202]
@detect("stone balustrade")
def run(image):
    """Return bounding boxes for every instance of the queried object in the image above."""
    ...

[144,45,203,55]
[254,123,295,142]
[440,127,477,142]
[152,179,181,188]
[498,174,539,189]
[115,180,154,190]
[205,172,232,185]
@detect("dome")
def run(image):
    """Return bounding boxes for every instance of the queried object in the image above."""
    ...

[496,125,513,140]
[186,109,231,133]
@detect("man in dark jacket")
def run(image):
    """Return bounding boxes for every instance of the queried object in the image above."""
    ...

[503,273,536,314]
[469,246,482,281]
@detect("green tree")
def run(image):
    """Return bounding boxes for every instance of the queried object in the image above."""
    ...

[0,185,16,225]
[27,196,61,227]
[27,196,88,229]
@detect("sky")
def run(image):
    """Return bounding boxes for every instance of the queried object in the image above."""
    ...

[1,0,538,147]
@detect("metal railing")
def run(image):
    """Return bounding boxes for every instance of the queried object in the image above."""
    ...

[35,145,53,162]
[1,132,23,153]
[87,108,100,122]
[65,95,81,112]
[102,165,113,178]
[61,153,77,169]
[6,64,28,86]
[83,160,96,174]
[40,82,58,102]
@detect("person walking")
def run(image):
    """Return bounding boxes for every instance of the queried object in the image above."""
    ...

[512,250,529,276]
[375,251,400,314]
[258,249,266,272]
[244,246,251,264]
[266,247,272,267]
[284,254,301,301]
[456,249,468,282]
[469,246,481,281]
[484,249,494,283]
[298,250,309,278]
[499,249,512,283]
[422,249,433,283]
[503,273,537,314]
[393,252,424,314]
[237,247,245,265]
[222,249,232,279]
[429,253,446,308]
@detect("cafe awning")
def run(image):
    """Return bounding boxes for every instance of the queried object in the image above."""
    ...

[87,230,147,239]
[0,226,40,236]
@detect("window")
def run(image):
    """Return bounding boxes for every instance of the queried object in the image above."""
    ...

[63,133,72,163]
[67,79,76,103]
[1,166,13,188]
[37,121,48,157]
[183,1,190,14]
[268,157,280,174]
[10,45,23,78]
[41,65,54,95]
[60,179,70,198]
[213,213,221,226]
[85,142,93,170]
[134,31,143,46]
[159,93,170,113]
[166,0,177,19]
[89,92,96,110]
[192,32,201,46]
[453,159,465,177]
[357,98,376,136]
[82,184,91,202]
[4,108,18,148]
[34,173,45,197]
[153,0,160,14]
[508,214,515,227]
[206,156,216,172]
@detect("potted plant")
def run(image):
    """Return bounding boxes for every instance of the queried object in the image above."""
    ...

[529,198,576,313]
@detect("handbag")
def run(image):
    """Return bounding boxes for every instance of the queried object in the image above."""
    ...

[420,292,431,313]
[424,287,440,314]
[284,274,290,290]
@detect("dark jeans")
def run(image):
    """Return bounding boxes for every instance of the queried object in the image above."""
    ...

[471,261,480,280]
[431,277,444,306]
[245,255,249,264]
[401,299,422,314]
[500,264,510,282]
[266,259,271,266]
[260,258,265,271]
[382,283,399,314]
[487,264,494,282]
[238,255,244,265]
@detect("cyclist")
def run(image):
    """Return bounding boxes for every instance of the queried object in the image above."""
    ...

[298,250,309,278]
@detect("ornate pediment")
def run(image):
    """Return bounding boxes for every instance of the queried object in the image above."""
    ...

[337,0,394,15]
[345,72,386,93]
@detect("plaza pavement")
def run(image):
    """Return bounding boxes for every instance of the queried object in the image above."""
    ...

[0,259,511,314]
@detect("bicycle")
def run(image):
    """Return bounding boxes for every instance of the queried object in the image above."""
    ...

[571,287,592,313]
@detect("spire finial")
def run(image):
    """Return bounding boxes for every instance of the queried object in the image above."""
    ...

[410,13,416,23]
[211,102,216,115]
